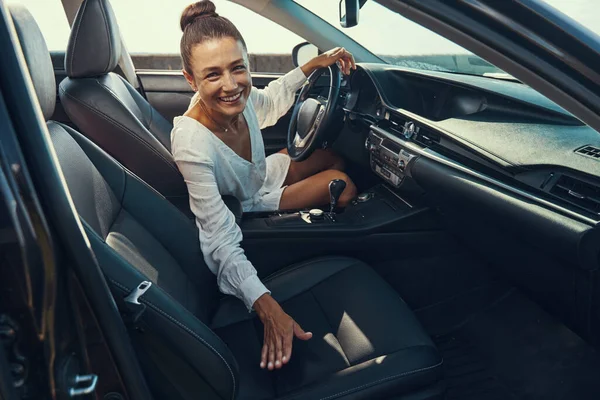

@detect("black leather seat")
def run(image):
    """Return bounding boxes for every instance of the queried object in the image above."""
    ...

[58,0,243,220]
[11,4,443,400]
[58,0,190,213]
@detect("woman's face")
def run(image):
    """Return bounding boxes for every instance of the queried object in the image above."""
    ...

[184,37,251,119]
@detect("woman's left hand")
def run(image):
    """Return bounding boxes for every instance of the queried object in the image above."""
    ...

[301,47,357,76]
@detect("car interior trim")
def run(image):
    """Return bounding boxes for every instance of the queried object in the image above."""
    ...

[369,124,599,226]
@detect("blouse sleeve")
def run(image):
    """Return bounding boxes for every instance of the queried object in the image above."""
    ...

[250,67,307,129]
[172,135,269,311]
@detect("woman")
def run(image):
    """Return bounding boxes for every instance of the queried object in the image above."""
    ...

[171,0,357,372]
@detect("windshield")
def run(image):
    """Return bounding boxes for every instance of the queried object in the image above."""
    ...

[294,0,597,80]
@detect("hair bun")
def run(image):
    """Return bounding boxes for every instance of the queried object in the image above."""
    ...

[180,0,219,32]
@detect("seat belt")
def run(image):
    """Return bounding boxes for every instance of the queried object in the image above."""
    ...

[117,280,152,328]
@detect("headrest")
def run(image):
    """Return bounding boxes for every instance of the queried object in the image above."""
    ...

[9,5,56,121]
[65,0,122,78]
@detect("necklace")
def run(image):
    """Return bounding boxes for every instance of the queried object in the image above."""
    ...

[199,100,234,133]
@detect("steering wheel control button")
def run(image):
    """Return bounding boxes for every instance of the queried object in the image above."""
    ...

[357,192,373,203]
[309,209,324,221]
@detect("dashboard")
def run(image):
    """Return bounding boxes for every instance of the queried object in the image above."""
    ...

[341,64,600,225]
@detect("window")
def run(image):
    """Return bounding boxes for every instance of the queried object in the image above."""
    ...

[110,0,306,73]
[295,0,600,78]
[9,0,71,51]
[295,0,502,76]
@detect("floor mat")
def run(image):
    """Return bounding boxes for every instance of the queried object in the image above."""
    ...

[427,290,600,400]
[434,334,515,399]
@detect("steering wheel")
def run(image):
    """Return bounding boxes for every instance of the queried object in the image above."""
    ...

[287,65,341,161]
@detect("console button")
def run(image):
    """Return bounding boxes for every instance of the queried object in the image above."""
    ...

[309,209,324,221]
[357,192,373,203]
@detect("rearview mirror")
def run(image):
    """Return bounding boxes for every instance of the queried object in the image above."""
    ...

[339,0,359,28]
[292,42,319,68]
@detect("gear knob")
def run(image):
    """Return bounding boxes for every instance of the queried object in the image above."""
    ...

[328,179,347,213]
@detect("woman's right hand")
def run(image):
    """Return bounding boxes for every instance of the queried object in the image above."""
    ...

[301,47,357,76]
[254,293,312,370]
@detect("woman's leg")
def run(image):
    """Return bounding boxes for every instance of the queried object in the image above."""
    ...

[279,148,345,186]
[277,147,356,210]
[279,169,357,210]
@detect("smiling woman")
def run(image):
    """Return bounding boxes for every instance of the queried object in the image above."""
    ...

[170,0,357,373]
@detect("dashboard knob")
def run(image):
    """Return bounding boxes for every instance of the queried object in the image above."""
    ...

[365,137,377,152]
[403,121,417,140]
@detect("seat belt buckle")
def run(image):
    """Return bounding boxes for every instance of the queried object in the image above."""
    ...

[123,281,152,324]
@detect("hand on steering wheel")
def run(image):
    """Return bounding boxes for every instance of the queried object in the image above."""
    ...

[301,47,357,77]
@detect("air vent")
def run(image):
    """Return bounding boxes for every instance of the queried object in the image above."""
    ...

[388,114,407,134]
[550,175,600,217]
[575,145,600,160]
[415,127,440,146]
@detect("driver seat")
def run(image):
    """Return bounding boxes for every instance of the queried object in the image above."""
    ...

[59,0,190,213]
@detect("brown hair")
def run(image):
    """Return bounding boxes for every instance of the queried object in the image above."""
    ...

[180,0,247,76]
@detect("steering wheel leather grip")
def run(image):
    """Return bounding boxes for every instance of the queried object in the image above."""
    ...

[287,65,342,161]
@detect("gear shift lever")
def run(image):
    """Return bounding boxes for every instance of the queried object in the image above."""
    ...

[328,179,347,214]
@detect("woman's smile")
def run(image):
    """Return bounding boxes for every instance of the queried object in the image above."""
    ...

[219,91,243,104]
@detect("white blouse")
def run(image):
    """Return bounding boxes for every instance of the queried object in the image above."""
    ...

[171,67,307,310]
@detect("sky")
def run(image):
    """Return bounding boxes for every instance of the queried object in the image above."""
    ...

[12,0,600,57]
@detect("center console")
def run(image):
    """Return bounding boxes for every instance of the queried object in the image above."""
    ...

[239,174,439,277]
[240,183,434,239]
[365,127,419,188]
[240,126,429,239]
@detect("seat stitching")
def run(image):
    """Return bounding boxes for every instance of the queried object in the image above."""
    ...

[59,86,180,175]
[146,102,154,132]
[68,0,89,75]
[116,74,152,129]
[52,121,128,205]
[263,257,361,283]
[59,85,170,165]
[310,290,350,366]
[143,300,237,400]
[314,360,444,400]
[98,0,112,74]
[95,78,146,127]
[109,278,236,400]
[263,257,346,282]
[93,78,157,141]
